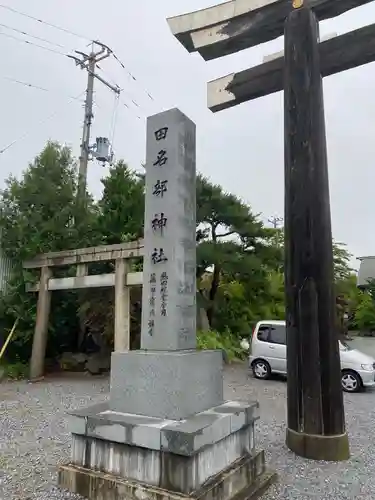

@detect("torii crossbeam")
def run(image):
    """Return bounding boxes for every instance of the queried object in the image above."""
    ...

[168,0,373,60]
[207,22,375,111]
[167,0,372,461]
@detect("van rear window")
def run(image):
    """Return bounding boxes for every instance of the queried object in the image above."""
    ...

[269,325,286,345]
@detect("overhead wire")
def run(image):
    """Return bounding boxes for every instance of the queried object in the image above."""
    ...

[109,93,120,150]
[0,30,68,57]
[1,75,49,93]
[0,5,160,147]
[95,63,143,121]
[97,63,142,108]
[0,4,91,42]
[0,74,86,102]
[122,101,141,120]
[0,91,86,155]
[0,22,73,50]
[112,52,155,102]
[96,64,119,90]
[1,31,144,128]
[0,4,158,109]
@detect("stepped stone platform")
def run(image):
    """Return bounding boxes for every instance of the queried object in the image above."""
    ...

[59,399,276,500]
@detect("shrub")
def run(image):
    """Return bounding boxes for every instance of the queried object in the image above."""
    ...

[0,360,28,380]
[355,292,375,332]
[197,329,246,362]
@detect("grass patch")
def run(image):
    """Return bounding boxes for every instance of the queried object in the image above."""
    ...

[0,360,28,380]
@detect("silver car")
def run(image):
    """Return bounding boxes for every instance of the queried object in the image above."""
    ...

[249,320,375,393]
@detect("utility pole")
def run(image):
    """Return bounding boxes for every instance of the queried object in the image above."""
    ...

[268,215,284,250]
[78,54,95,202]
[268,215,284,229]
[69,42,121,206]
[69,42,121,349]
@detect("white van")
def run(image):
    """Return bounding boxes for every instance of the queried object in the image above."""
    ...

[249,320,375,393]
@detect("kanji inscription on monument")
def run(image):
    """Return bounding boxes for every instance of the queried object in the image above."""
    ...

[141,108,196,350]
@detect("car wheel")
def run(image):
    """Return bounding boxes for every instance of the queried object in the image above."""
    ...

[341,370,362,393]
[252,360,271,380]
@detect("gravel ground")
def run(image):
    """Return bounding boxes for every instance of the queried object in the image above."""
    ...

[1,365,374,500]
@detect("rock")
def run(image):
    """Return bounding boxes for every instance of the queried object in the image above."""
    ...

[59,352,88,372]
[85,353,110,375]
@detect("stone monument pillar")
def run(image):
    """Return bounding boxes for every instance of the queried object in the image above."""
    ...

[58,109,275,500]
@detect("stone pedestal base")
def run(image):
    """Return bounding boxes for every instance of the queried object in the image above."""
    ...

[110,350,223,419]
[59,452,276,500]
[59,400,276,499]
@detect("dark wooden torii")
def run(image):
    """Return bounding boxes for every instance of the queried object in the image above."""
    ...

[207,22,375,111]
[167,0,374,461]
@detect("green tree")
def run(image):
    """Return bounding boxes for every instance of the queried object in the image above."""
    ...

[78,162,145,350]
[0,142,98,361]
[333,242,354,282]
[97,161,144,244]
[196,175,281,330]
[354,287,375,333]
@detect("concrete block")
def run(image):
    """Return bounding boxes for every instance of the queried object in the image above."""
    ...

[71,402,108,416]
[68,424,259,494]
[59,448,277,500]
[161,412,231,455]
[109,349,223,420]
[212,400,260,432]
[67,415,86,435]
[68,400,259,456]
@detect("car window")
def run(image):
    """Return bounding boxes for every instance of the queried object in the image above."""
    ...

[340,341,352,351]
[257,325,270,342]
[268,325,286,345]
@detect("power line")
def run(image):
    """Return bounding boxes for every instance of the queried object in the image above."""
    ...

[93,93,141,121]
[1,75,48,92]
[0,4,157,107]
[0,91,86,156]
[109,93,120,149]
[96,63,143,114]
[96,64,119,90]
[96,63,140,108]
[0,75,86,102]
[122,101,141,120]
[0,22,72,50]
[0,4,158,108]
[0,30,68,57]
[0,4,91,41]
[112,52,154,102]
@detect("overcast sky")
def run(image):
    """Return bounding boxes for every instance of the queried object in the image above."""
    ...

[0,1,374,265]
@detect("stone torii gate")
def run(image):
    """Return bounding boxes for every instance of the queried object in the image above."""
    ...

[24,240,144,379]
[168,0,375,461]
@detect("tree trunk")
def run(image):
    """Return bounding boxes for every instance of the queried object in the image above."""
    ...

[197,306,210,331]
[206,264,220,327]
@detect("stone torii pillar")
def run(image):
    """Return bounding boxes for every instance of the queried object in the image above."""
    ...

[165,0,375,461]
[30,266,52,379]
[114,258,130,351]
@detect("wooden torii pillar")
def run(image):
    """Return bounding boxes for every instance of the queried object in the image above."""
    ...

[166,0,375,461]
